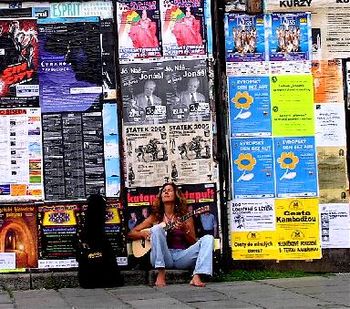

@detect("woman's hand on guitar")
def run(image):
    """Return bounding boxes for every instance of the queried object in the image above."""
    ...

[140,229,151,240]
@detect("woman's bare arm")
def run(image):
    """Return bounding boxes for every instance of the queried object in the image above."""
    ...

[127,215,156,240]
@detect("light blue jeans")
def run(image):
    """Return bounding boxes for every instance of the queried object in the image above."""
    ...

[150,224,214,276]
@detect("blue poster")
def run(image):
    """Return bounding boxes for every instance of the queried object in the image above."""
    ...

[268,12,311,61]
[225,13,267,62]
[274,137,318,197]
[103,103,120,198]
[228,76,271,137]
[231,138,275,198]
[38,17,102,113]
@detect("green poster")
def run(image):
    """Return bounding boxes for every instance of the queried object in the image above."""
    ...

[271,75,314,137]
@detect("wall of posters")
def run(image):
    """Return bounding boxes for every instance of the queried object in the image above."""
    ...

[0,108,43,201]
[0,18,39,107]
[0,204,38,271]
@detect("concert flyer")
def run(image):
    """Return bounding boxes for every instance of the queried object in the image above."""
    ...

[120,61,167,126]
[124,124,169,188]
[0,18,39,107]
[117,0,162,60]
[168,121,213,184]
[164,59,210,123]
[37,203,80,268]
[225,13,267,62]
[0,204,38,270]
[161,0,206,57]
[38,17,102,113]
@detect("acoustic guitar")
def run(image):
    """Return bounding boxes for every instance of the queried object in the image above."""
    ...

[131,205,210,258]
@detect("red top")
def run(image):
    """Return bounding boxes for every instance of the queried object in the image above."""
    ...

[167,228,187,250]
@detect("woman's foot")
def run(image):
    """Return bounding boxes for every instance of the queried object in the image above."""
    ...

[155,269,166,287]
[190,274,206,287]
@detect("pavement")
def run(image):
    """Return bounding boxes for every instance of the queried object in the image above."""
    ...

[0,273,349,308]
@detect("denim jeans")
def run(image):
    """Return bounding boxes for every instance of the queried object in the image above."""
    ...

[150,224,214,276]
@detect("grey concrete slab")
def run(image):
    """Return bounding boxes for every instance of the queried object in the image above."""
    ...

[163,287,228,303]
[63,295,131,309]
[13,290,71,309]
[126,297,193,309]
[0,292,12,304]
[259,276,341,288]
[189,300,263,309]
[0,305,15,309]
[59,287,111,297]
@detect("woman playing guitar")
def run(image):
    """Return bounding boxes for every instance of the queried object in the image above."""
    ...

[128,182,214,287]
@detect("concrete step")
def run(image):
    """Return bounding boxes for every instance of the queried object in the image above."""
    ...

[0,269,192,290]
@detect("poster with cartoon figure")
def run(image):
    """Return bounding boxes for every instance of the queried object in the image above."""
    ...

[228,76,271,137]
[274,137,318,198]
[231,137,275,198]
[117,0,161,60]
[268,12,312,61]
[161,0,206,57]
[225,13,267,62]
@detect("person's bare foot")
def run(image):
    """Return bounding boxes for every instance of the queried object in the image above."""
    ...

[190,274,206,287]
[155,269,166,287]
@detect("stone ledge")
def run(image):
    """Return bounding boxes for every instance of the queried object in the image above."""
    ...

[1,270,191,290]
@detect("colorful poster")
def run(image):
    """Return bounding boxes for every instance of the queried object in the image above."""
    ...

[231,137,274,198]
[169,122,213,184]
[161,0,206,57]
[126,186,160,232]
[228,76,271,137]
[103,103,120,198]
[120,62,167,125]
[231,230,277,260]
[270,74,314,137]
[274,137,318,198]
[0,108,43,201]
[0,205,38,270]
[320,203,350,249]
[117,0,161,60]
[268,13,312,61]
[37,204,80,268]
[275,198,321,260]
[311,60,344,104]
[225,13,267,62]
[38,17,102,113]
[0,18,39,107]
[42,112,105,200]
[180,183,218,237]
[164,59,210,123]
[231,199,275,231]
[317,147,349,204]
[124,124,169,188]
[315,103,346,147]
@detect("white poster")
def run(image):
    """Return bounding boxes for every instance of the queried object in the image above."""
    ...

[320,203,350,248]
[230,199,275,231]
[0,252,15,270]
[315,103,346,147]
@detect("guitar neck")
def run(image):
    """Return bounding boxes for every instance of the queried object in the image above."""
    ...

[165,211,194,231]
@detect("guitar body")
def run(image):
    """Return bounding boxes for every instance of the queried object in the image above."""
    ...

[131,228,152,258]
[130,206,209,258]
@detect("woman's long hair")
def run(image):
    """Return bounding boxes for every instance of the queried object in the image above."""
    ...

[152,182,187,222]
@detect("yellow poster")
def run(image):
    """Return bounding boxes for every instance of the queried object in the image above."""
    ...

[231,231,277,260]
[271,75,314,137]
[275,198,322,260]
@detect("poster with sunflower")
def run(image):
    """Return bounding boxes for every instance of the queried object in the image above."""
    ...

[228,76,271,137]
[231,137,274,198]
[274,137,318,198]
